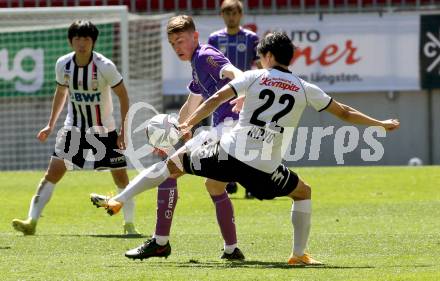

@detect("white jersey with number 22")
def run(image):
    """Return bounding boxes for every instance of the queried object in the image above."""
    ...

[220,66,332,173]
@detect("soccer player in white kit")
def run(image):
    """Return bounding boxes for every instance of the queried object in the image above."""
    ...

[208,0,261,198]
[12,20,140,236]
[92,32,399,264]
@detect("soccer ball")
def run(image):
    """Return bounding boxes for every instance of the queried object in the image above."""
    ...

[408,157,423,166]
[145,114,180,149]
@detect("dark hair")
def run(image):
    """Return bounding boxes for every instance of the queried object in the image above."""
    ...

[167,15,196,35]
[221,0,243,13]
[257,32,295,66]
[68,20,99,43]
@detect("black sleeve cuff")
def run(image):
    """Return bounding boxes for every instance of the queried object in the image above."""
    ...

[111,79,123,89]
[318,98,333,112]
[228,82,238,97]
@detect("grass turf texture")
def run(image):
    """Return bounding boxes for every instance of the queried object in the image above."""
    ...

[1,166,439,281]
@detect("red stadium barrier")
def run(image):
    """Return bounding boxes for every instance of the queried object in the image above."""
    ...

[0,0,437,11]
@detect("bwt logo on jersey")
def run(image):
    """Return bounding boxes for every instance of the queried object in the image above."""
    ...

[0,48,44,93]
[70,92,101,102]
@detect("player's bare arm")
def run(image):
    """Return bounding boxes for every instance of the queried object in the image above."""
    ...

[325,99,400,131]
[176,93,204,142]
[112,82,129,150]
[178,93,204,123]
[37,85,68,143]
[181,85,235,132]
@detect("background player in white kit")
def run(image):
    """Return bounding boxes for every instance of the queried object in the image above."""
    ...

[92,32,399,264]
[12,20,140,236]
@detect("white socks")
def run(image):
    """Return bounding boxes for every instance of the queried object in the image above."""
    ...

[113,161,171,203]
[118,187,135,224]
[291,199,312,257]
[28,179,55,220]
[153,234,169,246]
[224,243,238,254]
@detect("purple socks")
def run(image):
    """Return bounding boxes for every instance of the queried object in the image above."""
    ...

[155,178,178,236]
[155,180,237,247]
[210,191,237,246]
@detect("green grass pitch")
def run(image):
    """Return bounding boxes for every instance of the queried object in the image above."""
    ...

[1,166,439,281]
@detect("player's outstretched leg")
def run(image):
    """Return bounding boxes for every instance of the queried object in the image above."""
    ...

[90,160,173,215]
[287,179,322,266]
[90,193,123,216]
[125,238,171,260]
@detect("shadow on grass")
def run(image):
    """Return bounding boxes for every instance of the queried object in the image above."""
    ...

[107,259,437,270]
[230,197,290,201]
[174,261,437,270]
[167,260,374,269]
[48,234,151,239]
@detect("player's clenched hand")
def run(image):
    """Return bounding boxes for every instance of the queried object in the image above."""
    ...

[37,125,52,143]
[117,132,126,150]
[153,147,168,157]
[381,119,400,131]
[178,123,192,142]
[230,96,245,113]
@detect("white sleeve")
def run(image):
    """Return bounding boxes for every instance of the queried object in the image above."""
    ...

[55,57,66,86]
[100,59,123,88]
[301,79,332,112]
[219,63,234,80]
[228,70,258,97]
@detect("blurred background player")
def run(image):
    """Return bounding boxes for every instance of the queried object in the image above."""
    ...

[208,0,261,198]
[92,32,400,265]
[12,20,140,236]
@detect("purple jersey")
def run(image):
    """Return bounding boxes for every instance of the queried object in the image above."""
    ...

[208,27,259,71]
[187,44,239,127]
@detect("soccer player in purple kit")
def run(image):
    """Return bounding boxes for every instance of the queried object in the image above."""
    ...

[208,0,260,198]
[91,15,245,260]
[208,0,260,72]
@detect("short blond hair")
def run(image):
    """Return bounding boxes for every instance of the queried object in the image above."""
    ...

[221,0,243,13]
[166,15,196,35]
